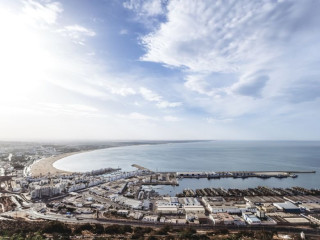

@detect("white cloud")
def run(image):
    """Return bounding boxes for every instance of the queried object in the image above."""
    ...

[163,115,181,122]
[139,0,320,120]
[123,0,167,29]
[58,24,96,44]
[139,87,162,102]
[120,113,182,123]
[141,0,165,16]
[119,29,128,35]
[63,25,96,37]
[2,0,320,140]
[140,0,278,73]
[206,117,233,124]
[126,112,157,121]
[110,87,136,96]
[22,0,63,25]
[184,74,215,96]
[139,87,182,109]
[156,101,182,108]
[231,74,269,98]
[123,0,165,17]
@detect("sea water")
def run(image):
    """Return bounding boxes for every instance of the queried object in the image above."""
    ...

[53,141,320,193]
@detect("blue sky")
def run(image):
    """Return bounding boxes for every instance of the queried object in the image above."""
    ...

[0,0,320,140]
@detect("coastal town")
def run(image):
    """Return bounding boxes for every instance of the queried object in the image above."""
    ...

[0,142,320,239]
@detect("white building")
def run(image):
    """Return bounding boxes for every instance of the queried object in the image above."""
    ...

[209,213,235,225]
[31,185,61,199]
[142,215,158,222]
[179,197,201,206]
[68,183,86,192]
[184,205,205,214]
[117,210,129,216]
[156,205,178,214]
[203,197,243,214]
[242,212,261,225]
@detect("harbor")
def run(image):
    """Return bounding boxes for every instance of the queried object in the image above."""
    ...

[1,141,320,240]
[175,170,316,179]
[177,186,320,198]
[51,141,320,190]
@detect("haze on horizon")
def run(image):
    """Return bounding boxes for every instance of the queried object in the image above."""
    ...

[0,0,320,141]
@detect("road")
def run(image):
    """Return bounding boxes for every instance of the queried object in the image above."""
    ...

[15,209,319,237]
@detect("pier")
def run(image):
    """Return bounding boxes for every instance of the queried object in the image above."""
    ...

[131,164,152,172]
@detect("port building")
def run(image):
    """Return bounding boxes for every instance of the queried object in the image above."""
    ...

[273,202,301,213]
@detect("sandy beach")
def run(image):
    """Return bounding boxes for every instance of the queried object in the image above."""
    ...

[29,144,144,177]
[30,152,82,177]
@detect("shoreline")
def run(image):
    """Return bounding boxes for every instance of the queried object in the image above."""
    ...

[29,142,169,177]
[30,151,88,177]
[37,142,184,176]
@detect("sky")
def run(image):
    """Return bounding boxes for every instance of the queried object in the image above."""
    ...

[0,0,320,141]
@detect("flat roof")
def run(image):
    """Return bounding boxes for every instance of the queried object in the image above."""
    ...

[300,203,320,209]
[283,217,309,223]
[184,205,204,208]
[157,205,177,209]
[274,202,300,210]
[247,215,261,222]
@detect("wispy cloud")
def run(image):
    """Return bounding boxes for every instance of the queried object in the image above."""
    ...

[139,87,162,102]
[138,0,320,119]
[206,117,233,124]
[123,112,157,121]
[123,0,165,17]
[58,24,96,45]
[22,0,63,25]
[232,75,269,98]
[139,87,182,109]
[123,0,167,29]
[156,101,182,109]
[1,0,320,140]
[109,86,136,96]
[163,115,182,122]
[119,29,128,35]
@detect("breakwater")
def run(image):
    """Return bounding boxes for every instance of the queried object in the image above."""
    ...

[175,170,316,179]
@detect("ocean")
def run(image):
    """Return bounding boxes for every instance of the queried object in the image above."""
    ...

[53,141,320,194]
